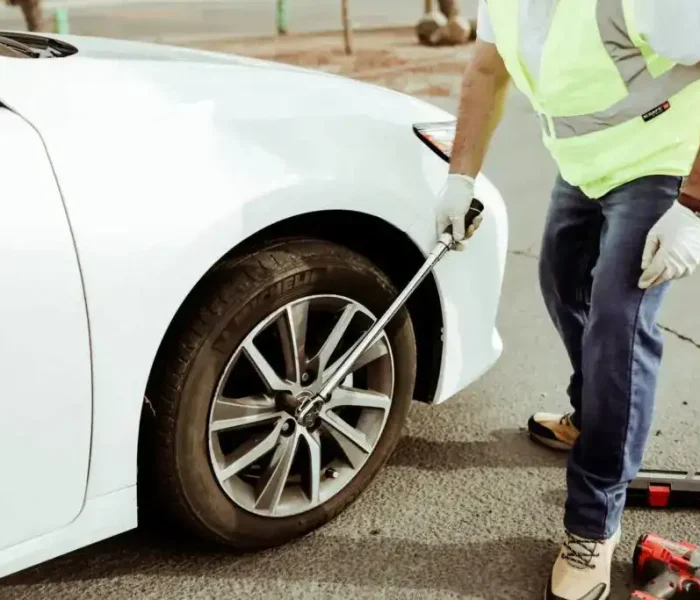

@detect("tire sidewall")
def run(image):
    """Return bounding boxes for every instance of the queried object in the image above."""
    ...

[173,243,417,547]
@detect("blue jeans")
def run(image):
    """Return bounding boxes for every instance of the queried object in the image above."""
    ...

[539,173,681,540]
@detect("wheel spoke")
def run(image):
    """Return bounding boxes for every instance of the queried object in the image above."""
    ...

[314,304,358,376]
[326,387,391,411]
[325,336,390,382]
[210,396,284,433]
[255,428,300,514]
[301,430,322,504]
[349,337,390,372]
[217,420,285,482]
[277,301,310,384]
[242,339,291,393]
[321,411,373,469]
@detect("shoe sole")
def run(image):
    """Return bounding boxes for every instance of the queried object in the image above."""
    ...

[529,432,574,452]
[543,584,610,600]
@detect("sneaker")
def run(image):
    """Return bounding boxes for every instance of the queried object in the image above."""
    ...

[528,412,580,451]
[545,527,621,600]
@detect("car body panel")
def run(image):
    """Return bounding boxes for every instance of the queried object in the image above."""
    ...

[0,109,92,552]
[0,33,508,578]
[0,487,137,580]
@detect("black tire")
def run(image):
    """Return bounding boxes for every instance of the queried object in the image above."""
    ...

[147,238,417,550]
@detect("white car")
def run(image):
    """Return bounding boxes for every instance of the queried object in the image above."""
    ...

[0,31,508,578]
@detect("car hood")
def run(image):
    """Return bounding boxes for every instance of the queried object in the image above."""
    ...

[0,32,451,130]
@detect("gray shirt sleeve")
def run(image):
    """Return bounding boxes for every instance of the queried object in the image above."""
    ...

[635,0,700,65]
[476,0,700,64]
[476,0,496,43]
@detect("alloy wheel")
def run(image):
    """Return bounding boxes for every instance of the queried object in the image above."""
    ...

[207,294,395,518]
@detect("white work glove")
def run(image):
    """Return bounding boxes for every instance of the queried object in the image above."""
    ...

[436,173,482,247]
[639,201,700,289]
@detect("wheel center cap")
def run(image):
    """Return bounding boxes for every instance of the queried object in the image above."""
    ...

[278,389,305,411]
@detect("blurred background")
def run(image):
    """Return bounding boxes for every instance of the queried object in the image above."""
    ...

[0,0,480,47]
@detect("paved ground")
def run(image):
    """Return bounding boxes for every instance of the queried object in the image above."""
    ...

[2,25,700,600]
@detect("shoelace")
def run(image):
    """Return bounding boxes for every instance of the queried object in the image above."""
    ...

[559,413,573,427]
[561,531,601,570]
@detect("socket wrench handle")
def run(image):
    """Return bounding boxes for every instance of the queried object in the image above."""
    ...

[443,198,485,245]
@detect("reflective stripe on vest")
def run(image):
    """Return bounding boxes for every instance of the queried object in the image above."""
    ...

[486,0,700,198]
[541,0,700,139]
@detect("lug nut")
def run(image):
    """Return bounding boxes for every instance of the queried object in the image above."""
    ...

[325,468,339,479]
[301,372,309,383]
[281,420,294,434]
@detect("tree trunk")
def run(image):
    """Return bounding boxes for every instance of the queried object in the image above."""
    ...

[341,0,353,55]
[436,0,459,19]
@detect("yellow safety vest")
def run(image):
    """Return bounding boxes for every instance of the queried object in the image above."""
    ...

[486,0,700,198]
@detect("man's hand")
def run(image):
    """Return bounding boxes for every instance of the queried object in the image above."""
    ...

[436,174,482,247]
[638,202,700,289]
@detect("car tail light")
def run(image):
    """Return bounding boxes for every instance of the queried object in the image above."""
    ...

[413,121,456,162]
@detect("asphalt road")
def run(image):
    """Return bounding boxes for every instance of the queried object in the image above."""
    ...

[3,21,700,600]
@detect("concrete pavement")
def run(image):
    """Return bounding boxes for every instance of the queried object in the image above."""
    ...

[2,25,700,600]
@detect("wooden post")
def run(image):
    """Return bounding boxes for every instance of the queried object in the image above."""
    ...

[341,0,353,55]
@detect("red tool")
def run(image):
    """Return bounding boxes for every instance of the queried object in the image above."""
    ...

[630,533,700,599]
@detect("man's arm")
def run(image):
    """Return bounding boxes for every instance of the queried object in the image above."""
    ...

[638,143,700,289]
[434,38,510,242]
[449,39,511,177]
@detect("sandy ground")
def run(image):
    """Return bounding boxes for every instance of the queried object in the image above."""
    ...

[2,25,700,600]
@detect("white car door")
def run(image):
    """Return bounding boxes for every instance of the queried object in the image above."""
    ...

[0,107,92,550]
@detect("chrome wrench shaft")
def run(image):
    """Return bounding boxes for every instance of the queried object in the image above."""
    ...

[296,198,485,427]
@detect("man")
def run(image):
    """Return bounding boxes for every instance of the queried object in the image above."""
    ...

[436,1,700,599]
